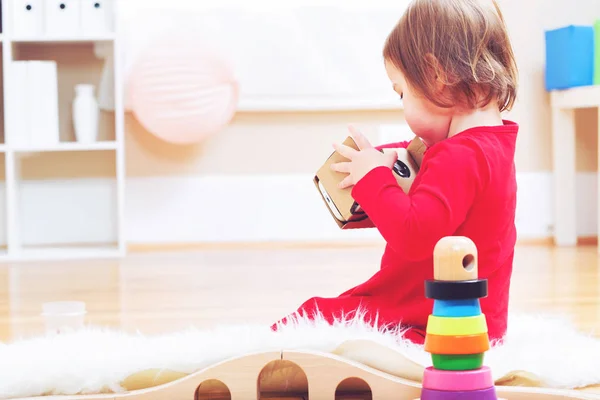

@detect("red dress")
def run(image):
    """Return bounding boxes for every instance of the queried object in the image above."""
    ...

[272,121,519,344]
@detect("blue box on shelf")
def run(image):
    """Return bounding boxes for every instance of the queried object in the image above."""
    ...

[545,25,595,91]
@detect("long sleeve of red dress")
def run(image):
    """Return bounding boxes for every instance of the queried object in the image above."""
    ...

[351,138,487,262]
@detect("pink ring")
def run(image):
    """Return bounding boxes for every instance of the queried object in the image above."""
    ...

[422,366,494,391]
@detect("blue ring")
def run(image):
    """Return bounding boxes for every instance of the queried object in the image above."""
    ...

[432,299,481,317]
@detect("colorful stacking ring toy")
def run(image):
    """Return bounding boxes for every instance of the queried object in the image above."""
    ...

[417,236,500,400]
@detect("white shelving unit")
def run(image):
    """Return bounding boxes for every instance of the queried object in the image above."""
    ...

[0,0,125,261]
[550,85,600,252]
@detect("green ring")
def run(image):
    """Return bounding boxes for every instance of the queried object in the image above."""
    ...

[431,353,484,370]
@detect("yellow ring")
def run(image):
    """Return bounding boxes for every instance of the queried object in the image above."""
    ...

[426,314,488,336]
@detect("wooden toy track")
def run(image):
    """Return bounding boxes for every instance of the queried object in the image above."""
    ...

[13,348,600,400]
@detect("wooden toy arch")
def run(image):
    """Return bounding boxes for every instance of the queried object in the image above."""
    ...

[195,379,230,400]
[335,377,373,399]
[257,359,308,398]
[20,349,593,400]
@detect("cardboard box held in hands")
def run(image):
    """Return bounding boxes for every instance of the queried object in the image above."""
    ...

[314,136,426,229]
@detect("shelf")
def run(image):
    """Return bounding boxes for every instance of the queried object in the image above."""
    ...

[550,85,600,109]
[0,1,125,263]
[11,141,118,153]
[9,34,116,44]
[10,245,122,261]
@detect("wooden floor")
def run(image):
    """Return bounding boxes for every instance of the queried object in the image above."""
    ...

[0,242,599,342]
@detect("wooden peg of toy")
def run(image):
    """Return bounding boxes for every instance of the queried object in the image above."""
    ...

[433,236,478,281]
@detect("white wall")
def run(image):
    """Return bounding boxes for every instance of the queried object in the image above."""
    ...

[6,1,600,248]
[118,3,408,112]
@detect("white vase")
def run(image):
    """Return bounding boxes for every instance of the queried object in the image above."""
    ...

[73,84,99,143]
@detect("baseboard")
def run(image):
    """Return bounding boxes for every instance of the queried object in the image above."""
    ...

[126,236,598,253]
[127,240,386,253]
[513,237,598,246]
[126,239,548,253]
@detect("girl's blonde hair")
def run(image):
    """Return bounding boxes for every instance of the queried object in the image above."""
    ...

[383,0,518,112]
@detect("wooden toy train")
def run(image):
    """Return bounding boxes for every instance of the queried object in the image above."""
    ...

[15,237,600,400]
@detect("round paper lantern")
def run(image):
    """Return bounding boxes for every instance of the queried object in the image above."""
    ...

[128,35,239,144]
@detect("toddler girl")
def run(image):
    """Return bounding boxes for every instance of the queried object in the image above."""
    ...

[273,0,519,345]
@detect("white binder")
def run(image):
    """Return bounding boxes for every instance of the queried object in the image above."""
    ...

[35,61,60,145]
[81,0,113,35]
[45,0,81,36]
[12,62,60,148]
[9,62,30,147]
[12,0,44,37]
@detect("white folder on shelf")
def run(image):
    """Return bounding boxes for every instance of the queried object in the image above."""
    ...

[12,0,44,38]
[81,0,114,35]
[9,61,30,147]
[27,61,60,146]
[28,62,44,146]
[40,62,60,146]
[45,0,81,36]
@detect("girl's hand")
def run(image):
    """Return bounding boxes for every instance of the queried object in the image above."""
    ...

[331,125,398,189]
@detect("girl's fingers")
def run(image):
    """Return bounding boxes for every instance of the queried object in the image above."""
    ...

[338,175,354,189]
[331,162,351,173]
[348,124,372,150]
[332,142,358,160]
[385,149,399,164]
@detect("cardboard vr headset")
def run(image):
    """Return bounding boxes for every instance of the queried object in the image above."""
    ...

[314,136,426,229]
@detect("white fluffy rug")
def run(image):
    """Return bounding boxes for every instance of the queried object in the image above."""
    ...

[0,311,599,399]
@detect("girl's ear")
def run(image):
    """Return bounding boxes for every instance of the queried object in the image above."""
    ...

[423,53,448,94]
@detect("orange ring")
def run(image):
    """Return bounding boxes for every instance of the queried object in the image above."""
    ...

[424,332,490,355]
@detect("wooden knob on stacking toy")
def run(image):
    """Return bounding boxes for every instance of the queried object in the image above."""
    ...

[425,236,487,303]
[433,236,478,281]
